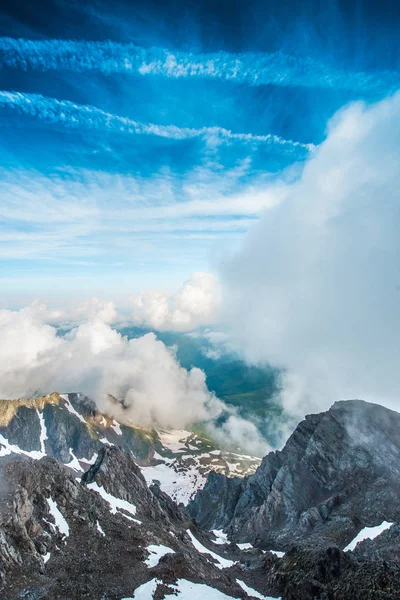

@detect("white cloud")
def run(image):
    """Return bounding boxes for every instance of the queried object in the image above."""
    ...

[0,161,285,269]
[0,306,268,453]
[27,298,119,327]
[0,91,313,152]
[221,91,400,419]
[132,272,221,332]
[0,307,216,428]
[76,298,117,324]
[0,37,397,94]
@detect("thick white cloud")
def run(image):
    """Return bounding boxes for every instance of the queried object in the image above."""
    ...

[221,91,400,418]
[132,272,221,331]
[29,298,118,326]
[0,307,268,453]
[0,308,213,428]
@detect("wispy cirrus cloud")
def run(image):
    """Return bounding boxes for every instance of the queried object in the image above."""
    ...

[0,37,397,94]
[0,90,314,153]
[0,160,282,268]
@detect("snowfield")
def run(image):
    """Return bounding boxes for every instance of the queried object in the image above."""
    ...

[140,428,261,505]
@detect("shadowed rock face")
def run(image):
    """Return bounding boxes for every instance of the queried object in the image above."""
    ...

[189,400,400,550]
[0,405,42,452]
[256,544,400,600]
[0,393,162,466]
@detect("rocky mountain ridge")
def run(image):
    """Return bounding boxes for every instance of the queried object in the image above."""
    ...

[0,392,261,505]
[0,395,399,599]
[189,400,400,551]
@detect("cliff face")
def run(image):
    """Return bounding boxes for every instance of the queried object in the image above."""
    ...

[189,400,400,550]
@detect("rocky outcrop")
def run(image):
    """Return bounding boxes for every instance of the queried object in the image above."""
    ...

[254,545,400,600]
[190,400,400,551]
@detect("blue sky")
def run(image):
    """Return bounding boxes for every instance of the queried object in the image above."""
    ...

[1,0,400,305]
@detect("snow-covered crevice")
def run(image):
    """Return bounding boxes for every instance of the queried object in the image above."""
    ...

[87,481,140,523]
[47,498,70,538]
[37,409,48,454]
[60,394,87,424]
[344,521,393,552]
[237,579,281,600]
[187,530,235,570]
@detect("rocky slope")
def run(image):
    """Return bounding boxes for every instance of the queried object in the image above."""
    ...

[0,445,269,599]
[189,400,400,552]
[0,395,399,599]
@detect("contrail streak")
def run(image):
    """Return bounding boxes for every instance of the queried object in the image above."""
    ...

[0,37,398,93]
[0,91,315,152]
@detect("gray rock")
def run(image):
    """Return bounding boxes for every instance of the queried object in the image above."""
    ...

[190,400,400,550]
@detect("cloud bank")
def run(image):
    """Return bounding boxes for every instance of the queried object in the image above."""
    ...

[132,272,220,332]
[29,298,118,326]
[0,91,313,153]
[0,306,267,455]
[221,91,400,419]
[0,37,397,94]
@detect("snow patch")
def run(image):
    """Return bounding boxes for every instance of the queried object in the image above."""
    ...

[144,544,175,567]
[124,578,241,599]
[237,579,280,599]
[65,449,83,471]
[140,460,206,505]
[165,579,240,599]
[87,482,139,522]
[212,529,229,545]
[47,498,69,538]
[111,420,122,435]
[123,578,158,599]
[99,437,112,446]
[43,552,51,564]
[187,530,235,570]
[237,542,253,550]
[156,429,192,453]
[269,550,285,558]
[344,521,393,552]
[96,521,105,536]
